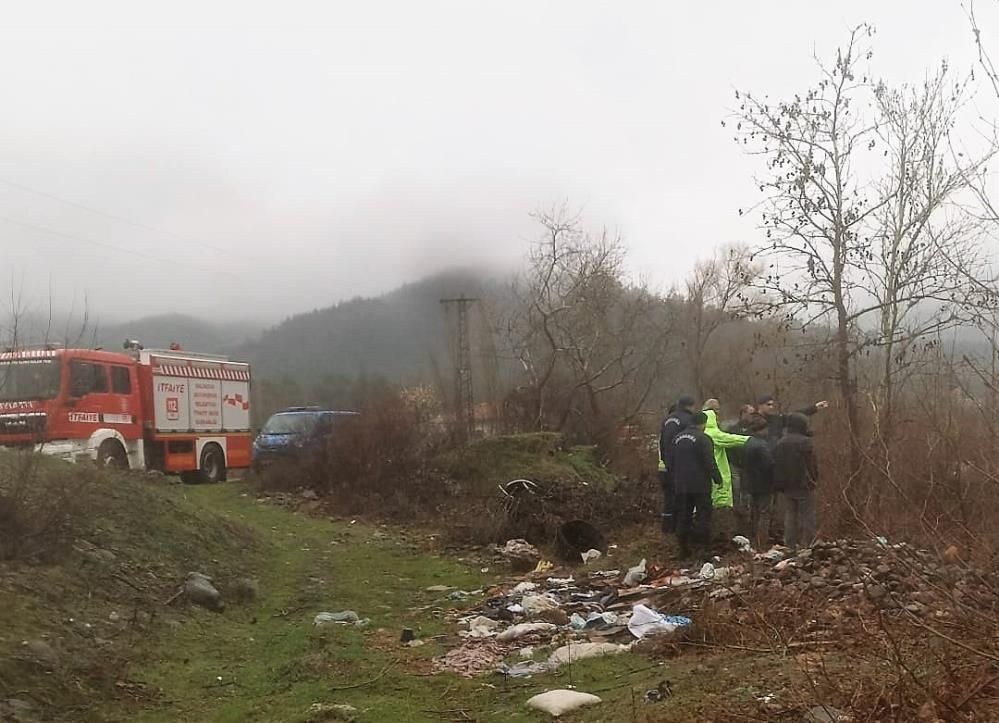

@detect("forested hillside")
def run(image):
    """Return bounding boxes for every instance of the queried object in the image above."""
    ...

[237,267,511,386]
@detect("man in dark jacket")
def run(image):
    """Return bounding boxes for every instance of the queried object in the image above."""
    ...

[757,394,829,447]
[742,414,775,550]
[671,411,723,557]
[657,394,696,535]
[772,413,820,550]
[721,403,757,521]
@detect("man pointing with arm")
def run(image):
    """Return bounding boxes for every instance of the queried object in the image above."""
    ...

[756,395,829,447]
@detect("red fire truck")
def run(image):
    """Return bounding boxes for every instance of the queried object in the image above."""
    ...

[0,342,252,481]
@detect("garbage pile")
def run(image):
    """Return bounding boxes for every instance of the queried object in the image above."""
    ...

[431,554,706,678]
[429,533,996,680]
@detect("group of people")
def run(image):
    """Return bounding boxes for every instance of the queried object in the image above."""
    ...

[657,393,827,557]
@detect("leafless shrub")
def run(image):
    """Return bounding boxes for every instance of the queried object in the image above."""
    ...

[255,386,449,516]
[0,451,98,561]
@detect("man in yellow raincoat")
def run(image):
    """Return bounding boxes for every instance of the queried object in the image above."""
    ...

[702,405,750,509]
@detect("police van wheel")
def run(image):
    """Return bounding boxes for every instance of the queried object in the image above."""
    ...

[199,444,226,484]
[97,440,128,470]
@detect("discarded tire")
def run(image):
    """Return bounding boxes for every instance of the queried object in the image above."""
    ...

[555,520,606,562]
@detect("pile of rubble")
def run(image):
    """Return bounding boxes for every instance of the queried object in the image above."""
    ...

[724,538,998,619]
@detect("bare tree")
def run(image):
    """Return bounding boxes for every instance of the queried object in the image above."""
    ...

[502,204,671,438]
[731,25,996,479]
[0,281,28,399]
[730,26,879,475]
[503,204,590,428]
[862,69,996,439]
[679,243,760,399]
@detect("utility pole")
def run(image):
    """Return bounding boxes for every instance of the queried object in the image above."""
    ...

[440,294,478,439]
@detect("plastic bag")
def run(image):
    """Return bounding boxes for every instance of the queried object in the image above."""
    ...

[732,535,753,553]
[462,615,500,638]
[497,660,552,678]
[623,558,647,586]
[569,611,620,630]
[522,594,559,615]
[496,622,557,642]
[700,562,730,580]
[314,610,370,627]
[627,604,691,639]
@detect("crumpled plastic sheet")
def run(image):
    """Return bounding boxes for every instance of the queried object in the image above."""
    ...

[569,611,621,630]
[496,660,553,678]
[627,604,692,639]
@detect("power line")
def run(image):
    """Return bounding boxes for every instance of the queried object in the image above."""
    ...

[0,215,242,279]
[0,177,311,278]
[0,177,232,256]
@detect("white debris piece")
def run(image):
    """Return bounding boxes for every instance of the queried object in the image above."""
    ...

[496,622,558,642]
[733,535,753,553]
[623,559,647,586]
[501,539,541,561]
[626,604,691,639]
[547,642,628,667]
[526,690,602,717]
[521,594,560,615]
[462,615,501,638]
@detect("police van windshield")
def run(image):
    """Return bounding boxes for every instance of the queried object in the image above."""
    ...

[261,413,318,435]
[0,359,62,402]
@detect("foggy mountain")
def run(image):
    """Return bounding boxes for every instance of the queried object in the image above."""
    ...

[4,267,514,391]
[237,267,513,387]
[2,310,261,354]
[94,314,265,356]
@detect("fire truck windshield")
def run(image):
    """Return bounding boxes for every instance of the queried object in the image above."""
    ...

[0,359,62,402]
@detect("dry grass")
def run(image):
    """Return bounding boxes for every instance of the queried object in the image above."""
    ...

[677,554,999,721]
[0,450,99,561]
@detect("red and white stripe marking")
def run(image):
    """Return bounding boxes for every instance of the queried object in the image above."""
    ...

[153,364,250,381]
[1,349,60,360]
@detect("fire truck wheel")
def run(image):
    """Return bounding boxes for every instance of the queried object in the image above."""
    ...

[97,440,129,469]
[199,444,227,484]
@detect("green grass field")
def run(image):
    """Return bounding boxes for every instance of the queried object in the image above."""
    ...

[2,454,819,722]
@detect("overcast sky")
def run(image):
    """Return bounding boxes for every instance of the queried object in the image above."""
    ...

[2,0,997,323]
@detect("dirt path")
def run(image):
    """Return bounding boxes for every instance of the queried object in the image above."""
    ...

[101,483,495,722]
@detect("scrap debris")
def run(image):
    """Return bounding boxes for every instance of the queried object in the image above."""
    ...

[428,533,992,682]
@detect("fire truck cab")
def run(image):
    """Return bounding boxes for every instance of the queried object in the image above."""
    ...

[0,343,252,481]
